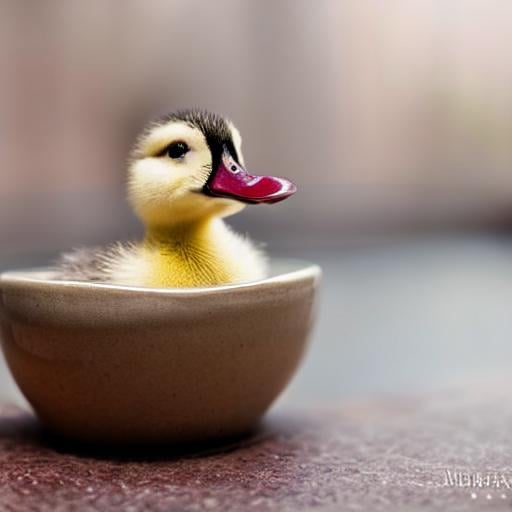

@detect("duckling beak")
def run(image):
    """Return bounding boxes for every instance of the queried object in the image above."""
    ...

[204,148,297,204]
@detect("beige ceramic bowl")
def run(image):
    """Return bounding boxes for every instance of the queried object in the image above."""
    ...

[0,259,320,445]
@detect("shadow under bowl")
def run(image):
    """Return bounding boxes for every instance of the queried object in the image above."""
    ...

[0,259,320,445]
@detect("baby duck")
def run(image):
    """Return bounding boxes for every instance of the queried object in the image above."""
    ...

[58,109,296,288]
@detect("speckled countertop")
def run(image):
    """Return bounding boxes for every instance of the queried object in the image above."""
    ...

[1,387,512,512]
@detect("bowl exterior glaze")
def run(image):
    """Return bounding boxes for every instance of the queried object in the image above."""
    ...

[0,262,320,444]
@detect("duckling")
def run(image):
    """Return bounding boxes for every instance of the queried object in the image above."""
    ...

[57,109,296,288]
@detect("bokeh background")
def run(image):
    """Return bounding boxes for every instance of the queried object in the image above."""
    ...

[1,0,512,405]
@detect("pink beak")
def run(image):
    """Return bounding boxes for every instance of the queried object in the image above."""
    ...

[204,149,297,204]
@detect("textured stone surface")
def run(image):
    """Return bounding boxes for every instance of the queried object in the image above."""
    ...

[1,388,512,511]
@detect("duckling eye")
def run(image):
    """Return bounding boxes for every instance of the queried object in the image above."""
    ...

[166,141,189,160]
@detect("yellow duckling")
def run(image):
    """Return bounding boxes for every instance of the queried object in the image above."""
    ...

[58,109,296,287]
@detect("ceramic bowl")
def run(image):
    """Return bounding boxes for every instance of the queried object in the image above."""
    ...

[0,259,320,445]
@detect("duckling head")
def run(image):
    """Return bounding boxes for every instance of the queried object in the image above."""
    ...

[128,109,296,228]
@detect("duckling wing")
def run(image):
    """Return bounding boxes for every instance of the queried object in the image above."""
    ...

[55,243,134,283]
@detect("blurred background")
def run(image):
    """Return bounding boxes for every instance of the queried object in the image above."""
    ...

[1,0,512,406]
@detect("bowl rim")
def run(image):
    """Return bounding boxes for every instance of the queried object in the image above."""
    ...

[0,258,321,296]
